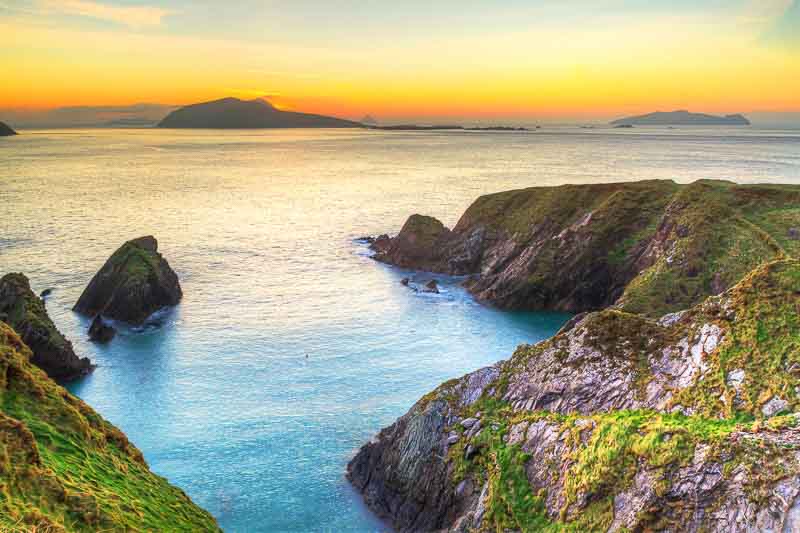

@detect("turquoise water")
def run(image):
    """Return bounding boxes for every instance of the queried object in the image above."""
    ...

[1,127,799,532]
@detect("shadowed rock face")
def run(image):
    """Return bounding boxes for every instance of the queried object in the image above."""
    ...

[0,121,16,136]
[348,259,800,532]
[372,180,800,317]
[0,273,92,381]
[0,323,221,531]
[73,236,182,325]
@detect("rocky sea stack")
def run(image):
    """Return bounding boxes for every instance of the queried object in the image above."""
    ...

[74,236,182,325]
[348,259,800,531]
[0,323,220,531]
[372,180,800,317]
[0,273,92,381]
[0,121,16,136]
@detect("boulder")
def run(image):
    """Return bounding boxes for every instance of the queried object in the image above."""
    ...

[73,236,182,325]
[423,280,440,293]
[0,273,93,381]
[88,315,116,343]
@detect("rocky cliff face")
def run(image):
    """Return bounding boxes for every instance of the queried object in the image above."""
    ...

[0,322,220,531]
[0,273,93,381]
[73,236,182,324]
[348,259,800,532]
[373,180,800,317]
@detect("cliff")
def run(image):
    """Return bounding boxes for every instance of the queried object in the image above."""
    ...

[0,121,17,136]
[73,236,182,325]
[348,259,800,532]
[373,180,800,317]
[0,273,92,381]
[610,110,750,126]
[157,97,362,129]
[0,322,220,531]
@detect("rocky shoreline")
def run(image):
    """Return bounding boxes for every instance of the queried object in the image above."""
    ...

[369,180,800,317]
[350,179,800,531]
[348,259,800,531]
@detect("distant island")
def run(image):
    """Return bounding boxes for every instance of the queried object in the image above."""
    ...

[157,97,362,129]
[371,124,529,131]
[611,110,750,126]
[0,121,17,136]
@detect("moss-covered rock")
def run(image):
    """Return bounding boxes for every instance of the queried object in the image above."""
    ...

[73,236,182,325]
[373,180,800,316]
[0,273,92,381]
[348,259,800,532]
[0,322,220,532]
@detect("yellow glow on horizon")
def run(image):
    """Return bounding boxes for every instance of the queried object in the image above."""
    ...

[2,6,799,120]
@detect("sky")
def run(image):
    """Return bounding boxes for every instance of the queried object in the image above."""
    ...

[2,0,799,125]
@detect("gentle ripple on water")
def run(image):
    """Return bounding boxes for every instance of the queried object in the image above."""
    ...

[1,127,799,531]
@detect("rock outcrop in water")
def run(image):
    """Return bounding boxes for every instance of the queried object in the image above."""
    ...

[0,322,220,531]
[0,273,93,381]
[372,180,800,317]
[0,121,16,136]
[74,236,182,325]
[348,259,800,532]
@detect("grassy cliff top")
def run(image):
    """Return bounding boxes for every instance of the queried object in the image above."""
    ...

[0,323,219,532]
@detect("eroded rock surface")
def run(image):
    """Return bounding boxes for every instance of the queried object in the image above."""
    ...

[0,273,92,381]
[372,180,800,317]
[348,259,800,532]
[74,236,182,325]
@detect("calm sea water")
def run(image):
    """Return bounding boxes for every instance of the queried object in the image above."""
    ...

[1,127,799,532]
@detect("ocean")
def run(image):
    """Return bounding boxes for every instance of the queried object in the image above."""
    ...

[1,126,798,531]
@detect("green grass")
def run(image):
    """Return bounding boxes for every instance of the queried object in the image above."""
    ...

[0,323,219,532]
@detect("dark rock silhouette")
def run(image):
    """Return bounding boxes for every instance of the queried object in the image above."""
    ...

[611,110,750,126]
[74,236,182,325]
[157,97,363,129]
[423,280,440,293]
[0,273,93,381]
[0,121,17,136]
[88,315,116,343]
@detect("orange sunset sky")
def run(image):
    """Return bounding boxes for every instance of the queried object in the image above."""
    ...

[2,0,799,124]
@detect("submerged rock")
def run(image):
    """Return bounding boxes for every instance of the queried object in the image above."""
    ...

[423,280,440,293]
[0,322,220,531]
[0,273,93,381]
[348,259,800,532]
[73,236,182,325]
[88,315,116,343]
[40,288,53,298]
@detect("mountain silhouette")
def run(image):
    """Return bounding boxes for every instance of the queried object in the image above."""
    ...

[611,110,750,126]
[158,97,362,129]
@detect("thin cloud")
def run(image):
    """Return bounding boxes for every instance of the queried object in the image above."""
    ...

[40,0,172,28]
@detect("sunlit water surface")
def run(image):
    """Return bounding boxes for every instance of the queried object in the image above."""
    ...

[1,127,799,532]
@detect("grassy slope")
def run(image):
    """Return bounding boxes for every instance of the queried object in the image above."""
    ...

[0,323,219,532]
[431,259,800,531]
[456,180,800,316]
